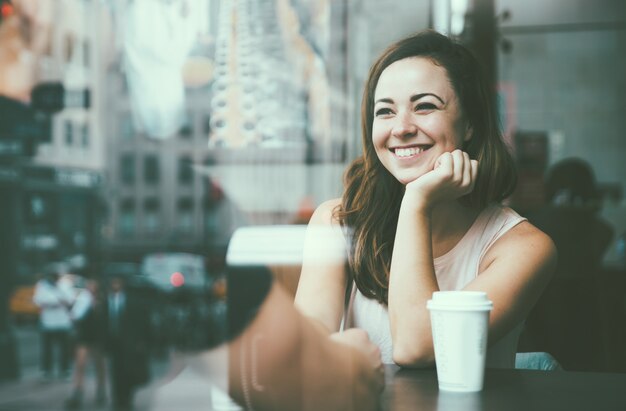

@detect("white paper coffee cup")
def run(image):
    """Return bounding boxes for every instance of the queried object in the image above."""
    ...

[426,291,493,392]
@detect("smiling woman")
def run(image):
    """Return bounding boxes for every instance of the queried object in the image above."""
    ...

[294,30,556,369]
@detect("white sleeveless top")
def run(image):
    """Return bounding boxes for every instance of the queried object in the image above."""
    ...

[346,204,526,368]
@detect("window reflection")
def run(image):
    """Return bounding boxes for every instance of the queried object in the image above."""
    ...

[143,155,160,185]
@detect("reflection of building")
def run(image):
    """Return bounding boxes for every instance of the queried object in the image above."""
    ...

[0,0,108,281]
[0,0,108,381]
[208,0,349,162]
[209,0,309,151]
[0,164,102,278]
[101,1,228,262]
[102,0,353,252]
[102,81,229,261]
[196,0,352,227]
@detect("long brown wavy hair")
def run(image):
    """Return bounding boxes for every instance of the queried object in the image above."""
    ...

[335,30,517,305]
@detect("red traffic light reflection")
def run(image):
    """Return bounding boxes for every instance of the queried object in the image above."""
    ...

[170,272,185,287]
[1,2,14,19]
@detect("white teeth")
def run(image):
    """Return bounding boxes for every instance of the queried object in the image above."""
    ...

[395,147,422,157]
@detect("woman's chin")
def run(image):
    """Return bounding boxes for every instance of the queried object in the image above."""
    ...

[395,172,426,186]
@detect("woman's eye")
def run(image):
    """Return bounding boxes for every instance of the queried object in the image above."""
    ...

[375,108,393,116]
[415,103,436,111]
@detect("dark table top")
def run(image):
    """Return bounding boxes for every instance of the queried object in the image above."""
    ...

[381,366,626,411]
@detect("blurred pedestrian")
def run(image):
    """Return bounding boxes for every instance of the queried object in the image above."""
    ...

[65,278,107,410]
[33,267,74,380]
[104,274,151,411]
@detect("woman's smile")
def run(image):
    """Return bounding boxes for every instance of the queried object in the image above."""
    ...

[389,144,434,160]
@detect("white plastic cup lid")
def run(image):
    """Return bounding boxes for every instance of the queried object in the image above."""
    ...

[426,291,493,311]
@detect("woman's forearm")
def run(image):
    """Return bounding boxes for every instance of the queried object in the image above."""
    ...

[387,199,439,366]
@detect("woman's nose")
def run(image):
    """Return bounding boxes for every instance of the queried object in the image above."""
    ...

[391,113,417,138]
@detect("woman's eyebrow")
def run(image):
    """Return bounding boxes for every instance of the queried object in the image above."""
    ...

[410,93,445,104]
[375,93,445,105]
[374,97,394,105]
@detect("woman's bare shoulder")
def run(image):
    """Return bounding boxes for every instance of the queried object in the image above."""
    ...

[508,220,554,246]
[310,198,342,226]
[488,220,557,265]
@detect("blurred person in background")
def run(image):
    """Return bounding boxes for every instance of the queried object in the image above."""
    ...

[528,158,613,282]
[105,274,152,411]
[33,267,74,380]
[295,30,556,369]
[520,158,614,370]
[65,277,107,410]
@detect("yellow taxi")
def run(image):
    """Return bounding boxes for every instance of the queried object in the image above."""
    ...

[9,285,40,323]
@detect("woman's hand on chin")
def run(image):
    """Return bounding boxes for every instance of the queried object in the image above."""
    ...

[403,149,478,211]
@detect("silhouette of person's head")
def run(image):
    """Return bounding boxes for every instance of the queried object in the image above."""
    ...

[545,158,600,212]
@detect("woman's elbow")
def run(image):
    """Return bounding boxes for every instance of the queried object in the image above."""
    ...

[392,343,435,368]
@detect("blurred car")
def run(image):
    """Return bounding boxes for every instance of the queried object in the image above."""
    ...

[140,253,210,293]
[9,285,39,323]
